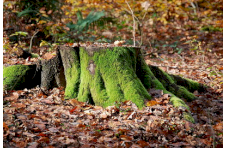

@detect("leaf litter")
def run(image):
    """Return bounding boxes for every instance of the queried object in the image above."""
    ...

[3,83,222,147]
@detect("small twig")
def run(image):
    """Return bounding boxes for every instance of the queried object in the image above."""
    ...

[189,0,197,15]
[124,9,141,24]
[125,0,136,47]
[123,1,150,47]
[142,10,148,21]
[29,30,39,52]
[139,10,149,46]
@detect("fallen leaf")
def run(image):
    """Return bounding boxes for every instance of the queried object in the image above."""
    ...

[35,123,46,131]
[69,106,78,114]
[106,106,119,114]
[48,127,59,133]
[146,100,158,106]
[77,124,86,128]
[137,140,149,147]
[3,122,9,131]
[100,112,108,119]
[40,99,54,104]
[68,99,84,106]
[37,133,47,137]
[200,138,212,146]
[213,122,223,132]
[184,120,194,131]
[120,135,132,141]
[16,141,27,148]
[4,92,19,101]
[27,142,39,148]
[11,103,26,108]
[170,142,190,147]
[44,146,55,148]
[23,132,36,138]
[37,137,50,144]
[42,52,55,60]
[65,138,75,144]
[17,114,27,120]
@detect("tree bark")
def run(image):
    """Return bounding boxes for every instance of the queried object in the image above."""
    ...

[3,45,206,122]
[41,48,66,90]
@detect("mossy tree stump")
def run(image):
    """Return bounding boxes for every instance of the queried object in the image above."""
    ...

[3,45,206,122]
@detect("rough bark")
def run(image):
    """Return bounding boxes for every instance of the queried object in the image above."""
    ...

[41,48,66,90]
[3,45,206,122]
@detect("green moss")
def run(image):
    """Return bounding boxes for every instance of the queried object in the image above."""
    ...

[31,53,39,58]
[3,65,30,90]
[169,96,190,110]
[77,47,94,103]
[183,112,195,123]
[169,95,196,122]
[175,86,198,101]
[170,74,205,92]
[64,49,80,99]
[185,78,202,90]
[77,47,151,109]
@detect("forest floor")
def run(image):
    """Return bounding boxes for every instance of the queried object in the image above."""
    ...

[3,34,223,147]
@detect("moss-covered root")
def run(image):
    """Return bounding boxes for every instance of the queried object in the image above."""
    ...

[59,46,80,99]
[135,57,195,122]
[169,74,206,93]
[169,95,195,123]
[77,47,151,109]
[149,65,200,102]
[3,65,40,90]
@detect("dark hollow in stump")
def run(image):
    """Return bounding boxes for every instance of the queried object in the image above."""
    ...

[3,45,206,122]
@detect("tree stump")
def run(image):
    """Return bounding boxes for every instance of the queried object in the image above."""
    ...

[3,45,206,122]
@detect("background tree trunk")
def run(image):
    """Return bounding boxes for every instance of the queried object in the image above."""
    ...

[3,45,206,122]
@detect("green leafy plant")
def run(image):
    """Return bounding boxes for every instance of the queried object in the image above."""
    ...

[95,129,102,133]
[9,31,28,51]
[66,11,104,42]
[40,40,59,52]
[186,39,204,55]
[201,25,223,32]
[10,31,28,43]
[162,41,183,54]
[15,0,63,21]
[10,31,28,37]
[175,48,184,54]
[65,11,114,43]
